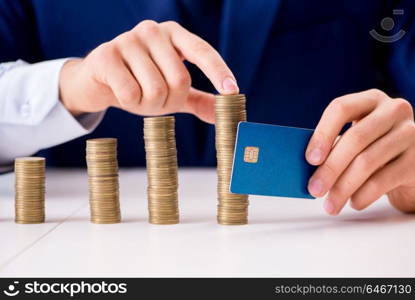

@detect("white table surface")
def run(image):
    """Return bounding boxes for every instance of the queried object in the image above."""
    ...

[0,168,414,277]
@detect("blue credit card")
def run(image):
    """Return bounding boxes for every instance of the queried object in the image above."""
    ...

[230,122,316,199]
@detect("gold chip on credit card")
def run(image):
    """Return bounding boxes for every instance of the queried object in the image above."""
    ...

[243,146,259,163]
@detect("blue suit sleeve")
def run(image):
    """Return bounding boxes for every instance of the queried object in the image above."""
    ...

[0,0,42,62]
[387,0,415,105]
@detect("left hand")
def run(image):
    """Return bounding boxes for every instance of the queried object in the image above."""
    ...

[305,89,415,215]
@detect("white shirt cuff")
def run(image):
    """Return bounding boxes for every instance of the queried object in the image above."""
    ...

[0,59,105,166]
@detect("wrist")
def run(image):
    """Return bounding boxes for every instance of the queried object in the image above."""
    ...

[59,58,84,116]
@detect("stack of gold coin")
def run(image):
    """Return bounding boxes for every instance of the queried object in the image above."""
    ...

[143,116,179,225]
[15,157,45,224]
[86,138,121,224]
[215,94,249,225]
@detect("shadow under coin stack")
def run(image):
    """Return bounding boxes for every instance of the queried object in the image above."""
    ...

[215,94,249,225]
[15,157,45,224]
[86,138,121,224]
[143,116,179,225]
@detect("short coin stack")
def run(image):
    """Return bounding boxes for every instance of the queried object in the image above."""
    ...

[215,94,249,225]
[86,138,121,224]
[143,116,179,225]
[15,157,45,224]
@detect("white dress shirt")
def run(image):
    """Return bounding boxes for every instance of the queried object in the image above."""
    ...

[0,59,104,172]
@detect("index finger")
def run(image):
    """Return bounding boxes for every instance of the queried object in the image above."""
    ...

[161,21,239,95]
[306,89,385,165]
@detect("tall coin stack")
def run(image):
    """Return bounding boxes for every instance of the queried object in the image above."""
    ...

[15,157,45,224]
[215,94,249,225]
[143,116,179,225]
[86,138,121,224]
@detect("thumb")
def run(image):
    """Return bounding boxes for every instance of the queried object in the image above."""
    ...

[180,87,215,124]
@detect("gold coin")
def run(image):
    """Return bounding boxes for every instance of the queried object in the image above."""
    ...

[215,94,249,225]
[14,157,45,224]
[86,138,121,224]
[143,116,180,225]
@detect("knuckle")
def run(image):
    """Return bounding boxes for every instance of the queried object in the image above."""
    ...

[119,84,140,106]
[162,20,180,29]
[365,179,380,195]
[192,40,211,55]
[354,152,372,173]
[211,61,229,76]
[121,91,140,107]
[114,32,134,47]
[311,130,328,147]
[368,88,387,101]
[330,185,347,200]
[91,43,117,73]
[95,42,117,59]
[321,161,337,179]
[328,97,349,115]
[350,126,368,147]
[170,72,191,89]
[402,121,415,136]
[393,98,413,117]
[408,121,415,134]
[136,20,160,37]
[146,84,167,101]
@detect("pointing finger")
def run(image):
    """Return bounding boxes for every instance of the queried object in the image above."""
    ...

[162,21,239,95]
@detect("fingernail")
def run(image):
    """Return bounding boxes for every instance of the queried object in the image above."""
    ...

[308,148,322,165]
[308,177,323,196]
[222,77,238,93]
[323,198,336,215]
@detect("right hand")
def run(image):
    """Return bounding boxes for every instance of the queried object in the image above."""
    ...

[59,20,239,123]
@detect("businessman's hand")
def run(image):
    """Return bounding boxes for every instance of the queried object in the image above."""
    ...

[59,20,239,123]
[306,89,415,215]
